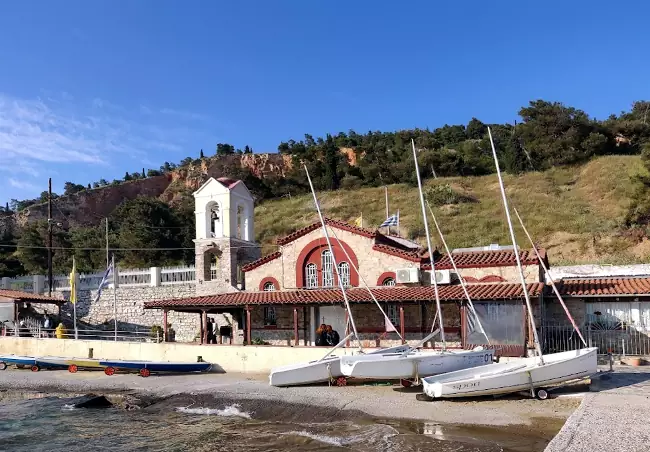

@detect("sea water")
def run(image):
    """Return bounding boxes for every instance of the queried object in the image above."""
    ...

[0,395,549,451]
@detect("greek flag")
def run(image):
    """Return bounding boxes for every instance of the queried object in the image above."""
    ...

[380,213,399,228]
[93,261,114,303]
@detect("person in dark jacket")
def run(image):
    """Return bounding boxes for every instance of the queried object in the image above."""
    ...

[315,323,327,346]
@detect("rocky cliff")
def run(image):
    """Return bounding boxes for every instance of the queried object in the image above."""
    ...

[1,153,292,232]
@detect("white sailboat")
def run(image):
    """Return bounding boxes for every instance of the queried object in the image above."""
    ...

[269,165,411,387]
[421,127,597,400]
[340,139,495,382]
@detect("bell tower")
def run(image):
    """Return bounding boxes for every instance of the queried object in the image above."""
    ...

[193,177,260,295]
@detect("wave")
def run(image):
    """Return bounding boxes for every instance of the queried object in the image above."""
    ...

[282,424,399,449]
[176,403,251,419]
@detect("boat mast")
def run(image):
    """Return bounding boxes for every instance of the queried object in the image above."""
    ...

[411,139,446,350]
[304,164,361,349]
[487,128,544,364]
[426,200,490,345]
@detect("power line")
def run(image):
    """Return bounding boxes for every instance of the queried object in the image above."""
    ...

[0,243,271,251]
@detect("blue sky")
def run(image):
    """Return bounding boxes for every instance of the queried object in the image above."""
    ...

[0,1,648,203]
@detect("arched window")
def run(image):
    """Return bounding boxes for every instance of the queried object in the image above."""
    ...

[236,205,244,239]
[263,281,276,292]
[321,250,334,287]
[210,204,220,237]
[382,277,396,287]
[305,263,318,288]
[210,254,218,280]
[338,262,350,287]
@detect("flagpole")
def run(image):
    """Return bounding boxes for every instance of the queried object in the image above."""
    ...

[112,254,118,341]
[397,210,400,236]
[384,186,389,235]
[72,256,78,340]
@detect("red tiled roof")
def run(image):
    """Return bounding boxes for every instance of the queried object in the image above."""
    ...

[0,290,63,303]
[422,249,542,270]
[242,251,282,272]
[556,277,650,297]
[216,177,240,189]
[372,244,422,262]
[144,283,544,309]
[276,217,377,246]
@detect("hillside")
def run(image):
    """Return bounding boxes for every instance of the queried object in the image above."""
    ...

[255,155,646,265]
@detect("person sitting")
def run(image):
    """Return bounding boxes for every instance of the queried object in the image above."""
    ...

[315,323,327,346]
[325,325,336,346]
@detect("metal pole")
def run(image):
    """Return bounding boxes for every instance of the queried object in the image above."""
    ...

[112,254,118,341]
[426,200,489,344]
[72,256,78,340]
[487,127,544,365]
[303,164,361,349]
[105,218,109,268]
[411,139,446,349]
[47,178,53,297]
[384,186,390,235]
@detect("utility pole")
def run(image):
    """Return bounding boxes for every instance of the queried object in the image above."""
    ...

[47,178,53,297]
[105,218,109,268]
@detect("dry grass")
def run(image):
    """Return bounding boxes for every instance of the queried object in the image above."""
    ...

[254,156,647,265]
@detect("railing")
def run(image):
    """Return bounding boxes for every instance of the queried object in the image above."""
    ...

[4,264,197,294]
[541,321,650,356]
[1,323,157,343]
[160,265,196,285]
[118,267,151,287]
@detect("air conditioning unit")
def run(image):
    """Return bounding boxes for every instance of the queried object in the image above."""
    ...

[396,268,420,284]
[425,269,453,285]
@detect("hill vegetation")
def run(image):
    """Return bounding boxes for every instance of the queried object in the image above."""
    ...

[2,99,650,276]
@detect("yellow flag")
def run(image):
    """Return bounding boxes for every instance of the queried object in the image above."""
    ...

[354,215,363,228]
[69,257,77,304]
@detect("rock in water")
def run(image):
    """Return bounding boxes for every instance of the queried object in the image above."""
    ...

[71,394,113,409]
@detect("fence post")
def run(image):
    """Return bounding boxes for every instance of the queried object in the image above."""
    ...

[150,267,161,287]
[110,266,120,289]
[33,275,44,294]
[1,277,10,289]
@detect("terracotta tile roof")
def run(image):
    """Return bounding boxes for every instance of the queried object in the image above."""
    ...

[216,177,240,189]
[422,249,542,270]
[372,244,422,262]
[0,290,63,303]
[276,217,377,246]
[242,251,282,272]
[144,283,543,309]
[556,277,650,297]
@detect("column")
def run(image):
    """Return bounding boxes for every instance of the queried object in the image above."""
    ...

[302,307,308,346]
[163,309,168,342]
[293,307,299,346]
[246,305,251,345]
[345,309,350,347]
[309,306,316,346]
[400,304,405,344]
[199,312,204,344]
[460,304,467,348]
[202,310,208,344]
[150,267,161,287]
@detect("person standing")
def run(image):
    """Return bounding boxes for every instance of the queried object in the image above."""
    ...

[43,316,51,338]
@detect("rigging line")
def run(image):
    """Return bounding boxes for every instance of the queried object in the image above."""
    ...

[0,243,271,251]
[326,225,403,341]
[425,199,490,345]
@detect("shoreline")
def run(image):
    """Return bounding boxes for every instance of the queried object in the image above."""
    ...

[0,368,580,444]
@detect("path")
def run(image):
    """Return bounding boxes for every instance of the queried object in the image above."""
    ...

[545,366,650,452]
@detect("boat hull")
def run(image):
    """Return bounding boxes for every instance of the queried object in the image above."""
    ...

[269,344,411,387]
[422,347,598,399]
[0,355,37,366]
[340,348,494,380]
[99,360,212,373]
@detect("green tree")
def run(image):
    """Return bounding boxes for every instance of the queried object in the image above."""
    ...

[63,182,86,195]
[216,143,235,155]
[200,149,205,158]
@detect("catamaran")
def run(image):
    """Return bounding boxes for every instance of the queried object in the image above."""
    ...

[421,127,597,400]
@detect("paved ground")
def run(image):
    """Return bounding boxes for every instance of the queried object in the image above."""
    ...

[545,365,650,452]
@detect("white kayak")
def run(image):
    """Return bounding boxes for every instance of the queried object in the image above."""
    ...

[340,347,494,380]
[269,344,410,387]
[422,347,598,399]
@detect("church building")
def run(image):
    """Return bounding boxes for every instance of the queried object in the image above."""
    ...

[145,176,547,356]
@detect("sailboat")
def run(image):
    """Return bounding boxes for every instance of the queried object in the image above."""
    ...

[339,140,495,383]
[421,127,597,400]
[269,165,411,387]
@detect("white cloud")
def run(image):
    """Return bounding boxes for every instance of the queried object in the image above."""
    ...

[8,178,41,192]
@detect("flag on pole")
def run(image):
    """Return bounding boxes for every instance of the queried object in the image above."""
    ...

[69,257,77,304]
[93,259,114,303]
[353,214,363,228]
[379,214,399,228]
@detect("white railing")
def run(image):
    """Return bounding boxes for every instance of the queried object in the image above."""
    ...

[160,265,196,285]
[118,268,151,287]
[3,265,197,294]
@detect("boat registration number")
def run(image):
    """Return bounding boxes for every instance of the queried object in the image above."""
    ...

[451,382,480,391]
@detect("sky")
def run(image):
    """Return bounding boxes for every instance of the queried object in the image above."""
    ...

[0,0,648,204]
